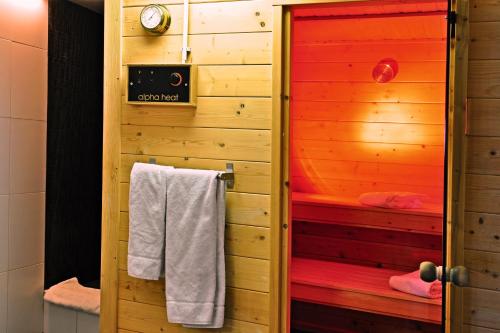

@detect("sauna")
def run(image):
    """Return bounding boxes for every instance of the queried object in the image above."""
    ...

[286,1,448,332]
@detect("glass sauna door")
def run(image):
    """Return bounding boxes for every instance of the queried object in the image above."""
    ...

[288,1,450,332]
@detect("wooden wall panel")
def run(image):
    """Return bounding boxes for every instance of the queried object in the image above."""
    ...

[123,1,271,37]
[290,15,446,205]
[118,300,270,333]
[122,33,272,64]
[117,1,274,332]
[122,97,272,129]
[465,0,500,331]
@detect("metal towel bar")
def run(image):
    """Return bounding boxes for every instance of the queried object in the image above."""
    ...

[147,158,235,189]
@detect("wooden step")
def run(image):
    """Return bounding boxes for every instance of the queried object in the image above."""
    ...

[291,258,442,324]
[292,192,443,235]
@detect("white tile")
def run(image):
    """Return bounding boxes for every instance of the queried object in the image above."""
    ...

[10,119,46,194]
[8,192,45,270]
[0,39,11,118]
[0,272,7,333]
[11,43,47,121]
[76,312,99,333]
[7,264,44,333]
[44,302,77,333]
[0,196,8,273]
[0,118,9,195]
[0,1,48,50]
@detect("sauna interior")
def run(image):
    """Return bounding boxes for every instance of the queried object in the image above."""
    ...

[288,1,448,332]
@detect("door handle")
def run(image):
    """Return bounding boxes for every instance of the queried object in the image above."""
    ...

[419,261,469,287]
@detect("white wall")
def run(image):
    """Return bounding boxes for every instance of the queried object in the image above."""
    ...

[0,0,48,332]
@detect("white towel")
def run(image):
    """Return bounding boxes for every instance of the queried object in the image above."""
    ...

[128,162,172,280]
[164,169,226,328]
[44,278,100,315]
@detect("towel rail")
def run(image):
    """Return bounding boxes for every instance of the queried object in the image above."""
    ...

[147,158,235,189]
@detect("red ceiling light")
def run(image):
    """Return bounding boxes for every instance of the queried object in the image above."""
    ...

[372,58,399,83]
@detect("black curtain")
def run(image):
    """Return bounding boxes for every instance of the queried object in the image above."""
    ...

[45,0,103,289]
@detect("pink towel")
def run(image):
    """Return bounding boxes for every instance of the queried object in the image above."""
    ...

[359,192,426,209]
[389,270,442,299]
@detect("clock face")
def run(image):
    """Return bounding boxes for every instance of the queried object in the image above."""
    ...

[141,5,163,30]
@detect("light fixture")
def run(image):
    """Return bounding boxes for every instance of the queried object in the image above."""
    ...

[372,58,399,83]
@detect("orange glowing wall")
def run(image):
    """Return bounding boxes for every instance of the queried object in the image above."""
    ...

[291,2,448,204]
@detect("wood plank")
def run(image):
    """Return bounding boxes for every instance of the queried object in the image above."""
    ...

[292,176,443,204]
[292,121,445,145]
[123,32,272,65]
[118,286,270,325]
[293,41,447,62]
[465,212,500,252]
[271,7,286,333]
[293,16,446,43]
[291,101,445,124]
[465,249,500,291]
[123,1,271,36]
[101,1,121,332]
[464,324,500,333]
[289,0,447,16]
[292,200,442,234]
[465,174,500,214]
[468,60,500,98]
[292,301,441,333]
[291,159,444,187]
[470,0,500,22]
[197,65,272,97]
[118,243,270,292]
[468,99,500,137]
[294,82,445,103]
[470,22,500,59]
[293,61,446,83]
[120,183,271,227]
[225,255,270,292]
[121,125,271,162]
[119,330,138,333]
[120,154,271,195]
[293,234,442,270]
[118,300,269,333]
[119,214,271,259]
[291,258,442,324]
[464,288,500,329]
[122,97,272,129]
[293,140,445,166]
[467,136,500,175]
[294,221,442,250]
[225,223,271,259]
[122,65,272,97]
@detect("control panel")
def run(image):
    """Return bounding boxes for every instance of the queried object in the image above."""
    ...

[127,64,197,106]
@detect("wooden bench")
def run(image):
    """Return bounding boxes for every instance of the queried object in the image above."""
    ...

[291,258,442,324]
[290,192,443,325]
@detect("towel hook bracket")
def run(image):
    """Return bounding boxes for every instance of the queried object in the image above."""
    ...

[219,163,234,189]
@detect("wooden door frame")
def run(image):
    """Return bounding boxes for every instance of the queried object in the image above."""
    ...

[271,1,470,332]
[101,0,122,332]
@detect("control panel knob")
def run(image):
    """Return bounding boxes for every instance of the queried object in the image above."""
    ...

[170,72,183,87]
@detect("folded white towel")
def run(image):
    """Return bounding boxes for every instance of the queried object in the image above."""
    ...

[128,162,173,280]
[44,278,100,315]
[164,169,226,328]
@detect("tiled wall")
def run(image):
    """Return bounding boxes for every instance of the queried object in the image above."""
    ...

[0,1,48,332]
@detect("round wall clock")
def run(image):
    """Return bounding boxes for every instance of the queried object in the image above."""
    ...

[140,4,171,34]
